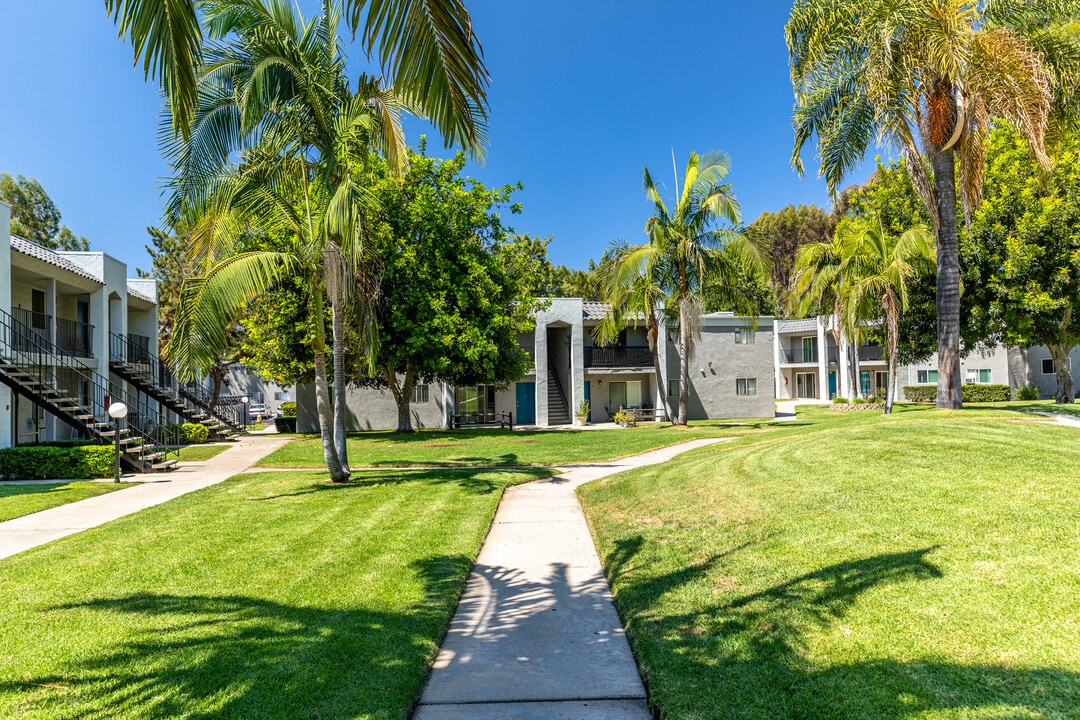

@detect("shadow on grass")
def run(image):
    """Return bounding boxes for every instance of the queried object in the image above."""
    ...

[0,483,71,498]
[608,543,1080,718]
[249,467,554,500]
[7,555,471,720]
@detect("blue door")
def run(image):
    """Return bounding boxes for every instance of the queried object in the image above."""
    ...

[584,381,591,421]
[828,371,837,398]
[515,382,536,424]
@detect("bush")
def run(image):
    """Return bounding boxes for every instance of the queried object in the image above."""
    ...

[1015,385,1042,401]
[274,416,297,433]
[613,409,636,426]
[904,385,936,403]
[20,439,95,449]
[181,423,210,444]
[831,397,849,404]
[962,384,1011,403]
[280,401,297,417]
[0,445,113,480]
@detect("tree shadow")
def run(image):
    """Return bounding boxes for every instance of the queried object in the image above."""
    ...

[609,544,1080,718]
[6,555,472,720]
[248,467,553,500]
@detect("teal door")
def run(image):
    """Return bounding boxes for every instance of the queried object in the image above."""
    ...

[828,371,837,398]
[584,381,591,421]
[515,382,536,424]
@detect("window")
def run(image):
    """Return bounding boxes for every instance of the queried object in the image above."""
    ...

[668,378,679,399]
[874,371,888,393]
[802,337,817,362]
[736,378,757,396]
[860,371,871,397]
[1043,358,1055,375]
[916,369,938,384]
[455,385,495,423]
[412,384,429,403]
[965,368,992,384]
[735,328,756,344]
[610,380,643,409]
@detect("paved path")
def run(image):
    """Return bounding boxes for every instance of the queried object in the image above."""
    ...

[413,438,727,720]
[0,435,292,561]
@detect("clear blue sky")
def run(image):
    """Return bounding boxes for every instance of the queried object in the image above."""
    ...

[0,0,877,272]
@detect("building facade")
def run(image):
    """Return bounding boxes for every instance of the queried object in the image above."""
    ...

[298,298,776,431]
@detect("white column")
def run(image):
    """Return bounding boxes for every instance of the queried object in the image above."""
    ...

[817,316,828,400]
[773,320,782,399]
[0,203,12,448]
[839,332,852,399]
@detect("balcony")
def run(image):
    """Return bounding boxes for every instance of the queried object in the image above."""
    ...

[13,308,94,358]
[857,344,884,362]
[780,347,818,364]
[585,346,652,368]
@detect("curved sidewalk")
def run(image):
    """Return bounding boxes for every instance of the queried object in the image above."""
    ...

[0,435,291,561]
[413,438,726,720]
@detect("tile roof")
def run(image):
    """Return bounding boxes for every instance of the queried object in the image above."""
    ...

[10,236,102,284]
[777,317,819,334]
[127,286,156,305]
[581,301,612,321]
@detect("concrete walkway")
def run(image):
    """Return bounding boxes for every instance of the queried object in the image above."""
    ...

[0,434,291,561]
[413,438,726,720]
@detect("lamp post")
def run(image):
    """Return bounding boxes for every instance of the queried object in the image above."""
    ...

[241,396,249,433]
[108,402,128,483]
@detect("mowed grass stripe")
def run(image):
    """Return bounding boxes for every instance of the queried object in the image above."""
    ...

[579,408,1080,720]
[0,466,552,719]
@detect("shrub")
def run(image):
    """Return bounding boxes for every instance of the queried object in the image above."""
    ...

[904,385,936,403]
[21,439,95,449]
[1015,385,1042,401]
[962,384,1011,403]
[274,417,297,433]
[831,397,849,404]
[280,401,297,417]
[575,399,590,418]
[613,409,636,426]
[181,423,210,444]
[0,445,113,480]
[875,387,888,399]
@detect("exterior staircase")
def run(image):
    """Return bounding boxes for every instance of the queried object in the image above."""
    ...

[109,333,243,441]
[0,310,179,472]
[547,355,570,425]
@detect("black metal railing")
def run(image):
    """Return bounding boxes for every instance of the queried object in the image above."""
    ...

[548,352,569,418]
[0,309,180,467]
[56,317,94,358]
[453,410,512,430]
[584,346,652,368]
[858,345,884,361]
[781,347,818,363]
[179,384,246,432]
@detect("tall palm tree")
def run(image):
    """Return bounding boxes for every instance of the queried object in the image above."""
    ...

[107,0,489,153]
[838,223,936,413]
[600,151,763,426]
[164,0,399,481]
[786,0,1080,409]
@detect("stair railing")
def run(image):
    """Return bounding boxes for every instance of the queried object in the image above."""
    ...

[2,310,180,467]
[547,352,570,419]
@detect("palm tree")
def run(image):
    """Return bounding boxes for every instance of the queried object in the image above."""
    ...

[600,151,763,426]
[164,0,399,482]
[786,0,1080,409]
[838,223,936,413]
[106,0,489,153]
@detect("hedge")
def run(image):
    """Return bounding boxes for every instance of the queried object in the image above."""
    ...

[274,417,297,433]
[0,445,114,480]
[181,423,210,444]
[904,384,1012,403]
[280,401,296,417]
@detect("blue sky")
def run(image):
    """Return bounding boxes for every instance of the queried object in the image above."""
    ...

[0,1,878,272]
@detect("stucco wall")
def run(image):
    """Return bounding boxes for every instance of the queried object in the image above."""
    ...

[297,380,449,433]
[683,317,775,419]
[1006,345,1080,398]
[901,345,1011,392]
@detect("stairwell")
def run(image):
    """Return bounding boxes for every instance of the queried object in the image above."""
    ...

[547,358,570,425]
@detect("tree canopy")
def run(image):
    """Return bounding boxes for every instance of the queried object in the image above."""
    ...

[0,173,90,250]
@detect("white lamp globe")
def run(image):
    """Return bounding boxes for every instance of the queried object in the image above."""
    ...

[108,402,129,419]
[241,396,250,403]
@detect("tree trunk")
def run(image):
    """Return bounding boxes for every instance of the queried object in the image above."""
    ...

[208,364,224,413]
[932,149,963,409]
[677,298,690,426]
[648,313,676,423]
[313,291,348,482]
[387,366,416,432]
[1049,342,1075,404]
[331,299,350,473]
[885,294,898,415]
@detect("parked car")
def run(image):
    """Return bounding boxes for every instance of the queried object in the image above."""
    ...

[248,403,268,419]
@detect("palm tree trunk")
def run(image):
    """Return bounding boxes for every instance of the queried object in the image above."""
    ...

[932,149,963,409]
[1049,342,1075,404]
[648,314,676,423]
[313,290,347,482]
[678,298,690,426]
[885,292,898,415]
[331,299,350,474]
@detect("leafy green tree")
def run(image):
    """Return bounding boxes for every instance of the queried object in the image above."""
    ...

[359,151,537,431]
[165,1,402,482]
[600,150,764,426]
[0,173,90,250]
[745,203,835,312]
[787,0,1080,408]
[107,0,490,153]
[970,124,1080,402]
[138,226,198,341]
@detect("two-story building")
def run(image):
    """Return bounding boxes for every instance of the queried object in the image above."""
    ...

[773,316,887,401]
[298,298,776,430]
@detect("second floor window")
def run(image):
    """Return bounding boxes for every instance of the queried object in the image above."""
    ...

[735,328,756,344]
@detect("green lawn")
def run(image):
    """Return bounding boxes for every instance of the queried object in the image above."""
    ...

[579,404,1080,719]
[175,444,231,462]
[0,482,136,523]
[0,466,552,719]
[257,421,778,468]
